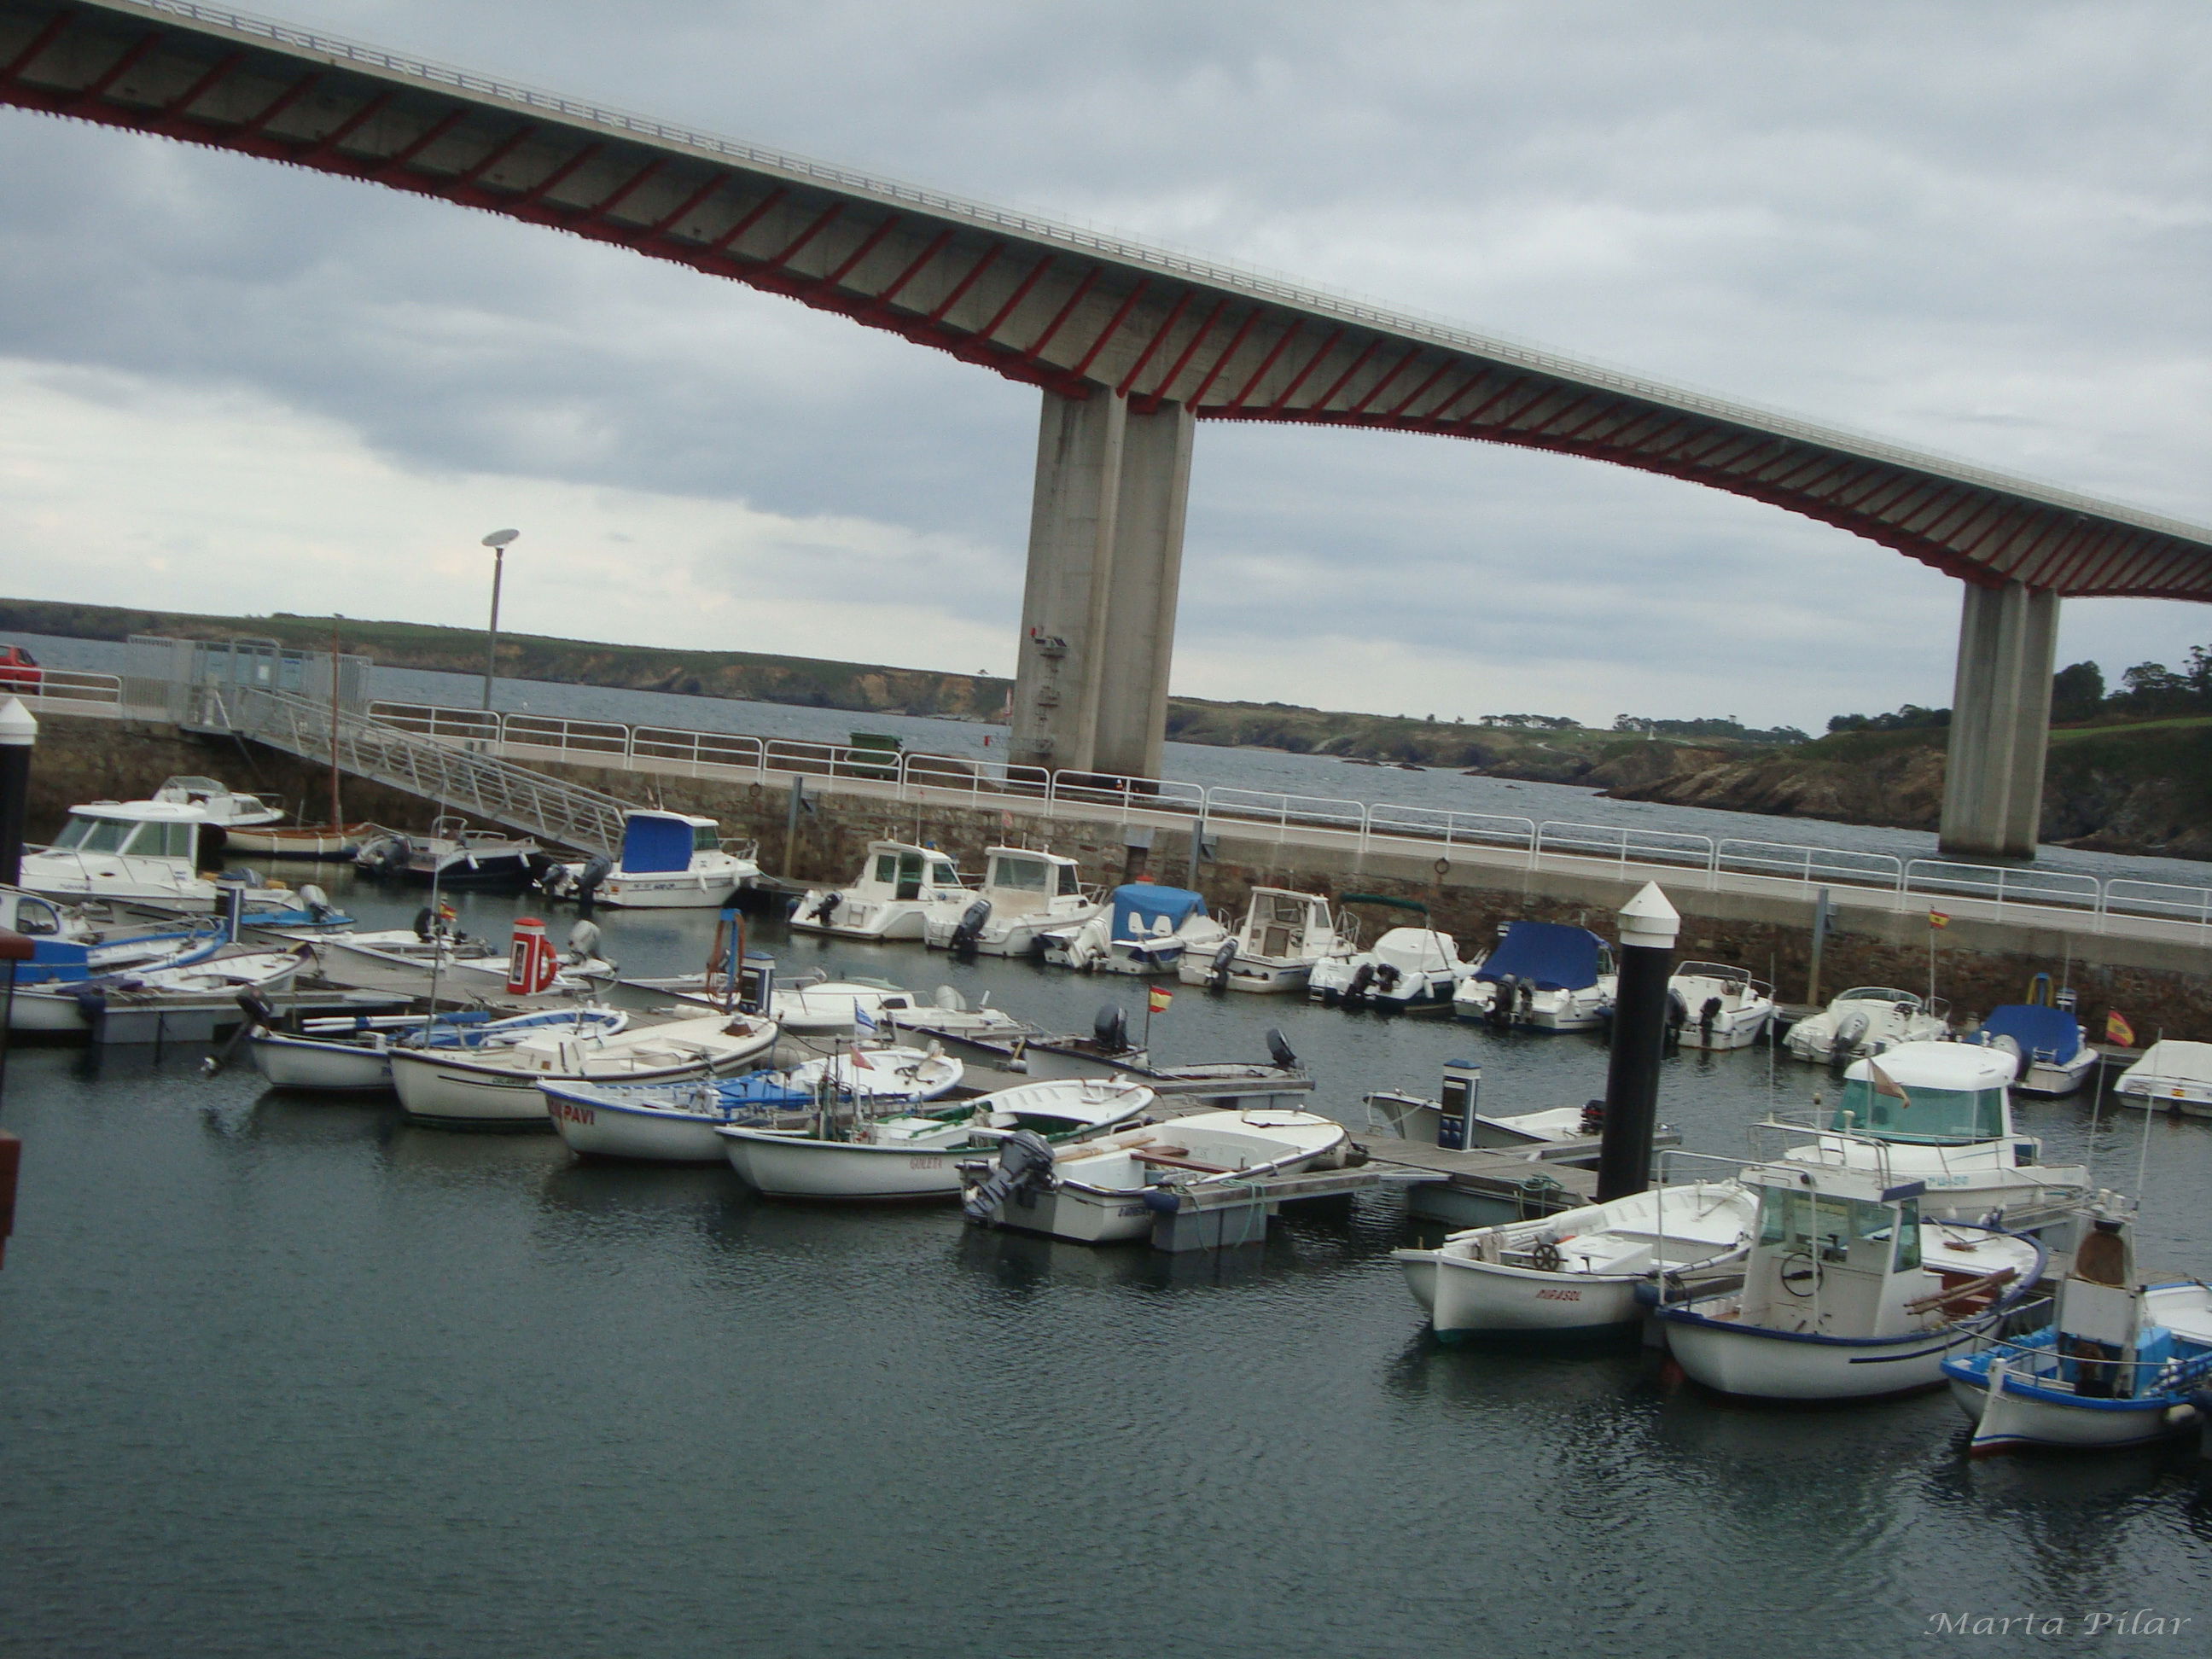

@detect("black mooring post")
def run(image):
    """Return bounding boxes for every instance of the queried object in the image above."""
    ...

[0,696,35,888]
[1596,882,1680,1203]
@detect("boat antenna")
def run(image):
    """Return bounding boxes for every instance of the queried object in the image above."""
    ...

[327,617,344,838]
[421,842,448,1039]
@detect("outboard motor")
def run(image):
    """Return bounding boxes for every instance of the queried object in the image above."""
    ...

[1093,1004,1131,1054]
[1665,988,1689,1047]
[1831,1007,1871,1063]
[202,987,280,1077]
[1372,963,1400,998]
[1577,1098,1606,1138]
[950,898,992,960]
[412,906,442,942]
[962,1128,1057,1222]
[298,883,335,923]
[1487,975,1517,1029]
[566,918,604,967]
[1265,1027,1299,1071]
[811,891,842,927]
[1699,995,1724,1041]
[1205,938,1237,992]
[573,853,613,906]
[1342,962,1374,1006]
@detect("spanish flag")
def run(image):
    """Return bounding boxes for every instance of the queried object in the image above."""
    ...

[1927,910,1950,929]
[2105,1010,2136,1049]
[1868,1059,1912,1109]
[1148,986,1174,1015]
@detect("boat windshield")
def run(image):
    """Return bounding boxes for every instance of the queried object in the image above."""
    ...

[692,824,719,853]
[1839,987,1919,1007]
[1831,1079,2004,1143]
[55,813,130,853]
[991,856,1051,891]
[930,861,959,888]
[873,853,898,885]
[1058,864,1081,896]
[1760,1188,1917,1267]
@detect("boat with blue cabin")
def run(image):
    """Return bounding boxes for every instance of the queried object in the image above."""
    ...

[1042,883,1225,974]
[541,810,760,909]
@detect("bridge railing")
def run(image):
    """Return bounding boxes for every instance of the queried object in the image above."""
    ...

[354,698,2212,932]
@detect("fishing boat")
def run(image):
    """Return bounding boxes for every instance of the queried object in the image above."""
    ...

[1042,883,1225,975]
[1754,1042,2092,1227]
[1971,1004,2096,1097]
[1942,1220,2212,1453]
[220,822,376,860]
[19,799,220,908]
[1394,1181,1757,1342]
[0,885,226,1013]
[782,1045,963,1102]
[2113,1041,2212,1118]
[724,1077,1156,1202]
[149,775,286,830]
[1656,1160,2047,1400]
[539,810,760,909]
[1452,921,1615,1033]
[306,917,614,992]
[1362,1062,1677,1161]
[390,1009,779,1129]
[1309,899,1470,1010]
[1667,962,1776,1051]
[789,841,971,941]
[960,1105,1348,1243]
[12,945,310,1035]
[353,818,541,889]
[1784,986,1948,1063]
[923,846,1099,958]
[247,1005,629,1092]
[1175,887,1348,994]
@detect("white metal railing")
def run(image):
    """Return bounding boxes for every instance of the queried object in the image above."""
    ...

[11,668,125,710]
[358,698,2212,933]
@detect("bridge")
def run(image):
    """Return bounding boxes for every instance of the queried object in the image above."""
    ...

[4,0,2209,860]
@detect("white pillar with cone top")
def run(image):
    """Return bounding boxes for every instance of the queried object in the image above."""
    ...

[1939,579,2059,861]
[1010,386,1193,781]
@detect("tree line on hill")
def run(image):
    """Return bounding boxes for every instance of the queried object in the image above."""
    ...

[1825,646,2212,734]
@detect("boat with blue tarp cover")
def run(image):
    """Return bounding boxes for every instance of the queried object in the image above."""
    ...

[1972,1003,2096,1097]
[1043,882,1225,975]
[541,809,759,909]
[1452,920,1616,1032]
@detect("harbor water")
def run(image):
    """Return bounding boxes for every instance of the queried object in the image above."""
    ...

[3,870,2210,1656]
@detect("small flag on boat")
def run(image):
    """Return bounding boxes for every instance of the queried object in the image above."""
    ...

[2105,1010,2136,1048]
[1148,986,1173,1015]
[849,1045,873,1071]
[855,1005,878,1035]
[1927,910,1950,929]
[437,899,457,923]
[1867,1060,1911,1109]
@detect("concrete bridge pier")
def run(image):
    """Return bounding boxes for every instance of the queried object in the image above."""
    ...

[1010,387,1193,780]
[1939,579,2059,861]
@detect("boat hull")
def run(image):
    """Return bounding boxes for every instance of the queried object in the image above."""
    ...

[593,870,748,909]
[1412,1253,1646,1342]
[721,1129,965,1200]
[1947,1371,2198,1453]
[546,1091,729,1161]
[392,1045,758,1130]
[249,1031,393,1091]
[1662,1311,1976,1400]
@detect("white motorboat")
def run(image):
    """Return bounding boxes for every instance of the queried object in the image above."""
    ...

[1755,1042,2092,1227]
[1041,883,1226,975]
[219,821,376,860]
[12,946,309,1034]
[150,775,285,830]
[2113,1040,2212,1118]
[1362,1062,1676,1161]
[789,841,971,942]
[961,1106,1348,1243]
[540,810,760,909]
[1394,1181,1757,1342]
[1970,1004,2096,1097]
[354,817,540,888]
[20,799,218,908]
[1,885,227,1019]
[390,1010,778,1129]
[1452,921,1616,1032]
[1943,1220,2212,1453]
[1175,888,1348,994]
[1656,1160,2047,1401]
[306,919,613,992]
[1784,986,1948,1063]
[924,846,1100,958]
[1667,962,1776,1051]
[771,976,917,1036]
[248,1006,629,1092]
[1310,923,1470,1011]
[724,1077,1155,1202]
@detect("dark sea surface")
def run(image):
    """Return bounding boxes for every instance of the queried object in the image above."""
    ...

[3,871,2209,1657]
[9,627,2212,894]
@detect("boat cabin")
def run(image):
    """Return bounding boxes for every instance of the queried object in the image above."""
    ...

[857,841,965,902]
[44,800,206,868]
[152,776,278,826]
[1832,1043,2014,1144]
[1109,883,1208,944]
[976,846,1084,916]
[618,810,724,875]
[1231,888,1338,961]
[1741,1161,1929,1337]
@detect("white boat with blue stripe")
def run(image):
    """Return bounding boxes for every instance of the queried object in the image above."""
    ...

[543,811,759,910]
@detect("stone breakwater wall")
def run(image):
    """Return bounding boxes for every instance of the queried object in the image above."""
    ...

[26,713,2212,1041]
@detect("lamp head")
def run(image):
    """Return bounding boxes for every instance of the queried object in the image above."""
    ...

[481,528,521,549]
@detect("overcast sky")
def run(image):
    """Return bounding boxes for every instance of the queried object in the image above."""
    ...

[2,0,2207,731]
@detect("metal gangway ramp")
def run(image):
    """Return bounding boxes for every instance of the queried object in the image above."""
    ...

[207,684,636,856]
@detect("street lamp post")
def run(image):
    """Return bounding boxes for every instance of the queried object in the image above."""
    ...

[480,529,520,711]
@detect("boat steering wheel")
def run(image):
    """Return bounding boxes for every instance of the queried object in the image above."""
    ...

[1529,1238,1563,1273]
[1779,1250,1822,1296]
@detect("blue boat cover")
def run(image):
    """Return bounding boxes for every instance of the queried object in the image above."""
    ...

[621,812,696,874]
[1977,1004,2081,1063]
[1471,921,1604,992]
[1111,883,1208,941]
[711,1072,818,1110]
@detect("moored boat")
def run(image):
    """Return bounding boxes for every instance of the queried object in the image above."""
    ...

[923,846,1099,958]
[1394,1181,1757,1342]
[540,809,760,909]
[1310,912,1470,1011]
[13,945,311,1035]
[1666,961,1775,1050]
[249,1005,629,1092]
[1452,921,1615,1033]
[1042,883,1225,975]
[789,841,970,941]
[1175,888,1348,994]
[1784,986,1947,1064]
[2112,1040,2212,1119]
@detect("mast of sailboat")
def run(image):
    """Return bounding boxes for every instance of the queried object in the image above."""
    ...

[328,618,344,835]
